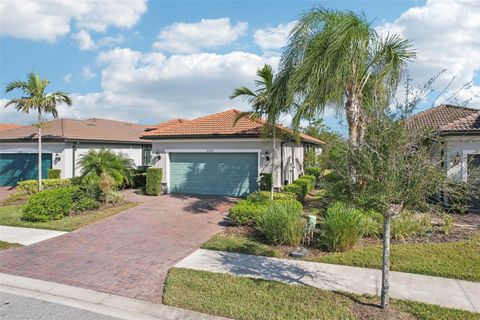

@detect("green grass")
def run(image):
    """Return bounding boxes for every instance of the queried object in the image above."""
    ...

[0,241,22,250]
[164,268,480,320]
[313,234,480,281]
[202,232,480,281]
[0,203,137,231]
[202,233,283,257]
[164,268,355,320]
[395,300,480,320]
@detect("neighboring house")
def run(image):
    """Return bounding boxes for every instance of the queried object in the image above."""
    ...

[143,109,323,197]
[406,104,480,184]
[0,123,23,132]
[0,118,152,186]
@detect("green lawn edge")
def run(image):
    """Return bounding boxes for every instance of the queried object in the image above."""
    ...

[164,268,480,320]
[0,202,137,231]
[202,232,480,282]
[0,241,22,250]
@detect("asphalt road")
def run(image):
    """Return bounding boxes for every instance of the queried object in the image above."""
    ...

[0,292,120,320]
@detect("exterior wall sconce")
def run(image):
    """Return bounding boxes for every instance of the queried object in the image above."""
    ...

[54,153,61,163]
[265,151,270,161]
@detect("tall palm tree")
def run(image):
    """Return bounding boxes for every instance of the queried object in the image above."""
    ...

[5,72,72,191]
[276,8,416,146]
[230,64,285,200]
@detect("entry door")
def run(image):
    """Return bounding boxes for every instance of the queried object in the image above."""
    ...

[169,152,258,197]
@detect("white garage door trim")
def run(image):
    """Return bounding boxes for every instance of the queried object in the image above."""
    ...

[164,149,262,193]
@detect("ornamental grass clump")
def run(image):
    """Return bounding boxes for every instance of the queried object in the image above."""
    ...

[258,201,303,246]
[319,202,365,252]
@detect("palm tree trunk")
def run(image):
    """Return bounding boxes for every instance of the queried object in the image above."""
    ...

[345,92,362,146]
[380,215,391,309]
[37,112,43,191]
[270,128,276,200]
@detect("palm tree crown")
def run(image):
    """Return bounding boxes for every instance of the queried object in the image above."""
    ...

[276,8,416,146]
[231,64,286,199]
[78,149,135,186]
[5,72,72,116]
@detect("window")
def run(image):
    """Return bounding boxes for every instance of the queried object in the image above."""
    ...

[142,145,152,166]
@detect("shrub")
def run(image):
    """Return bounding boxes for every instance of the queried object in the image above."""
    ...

[284,183,304,201]
[146,168,163,196]
[391,211,432,240]
[133,172,147,188]
[301,175,316,187]
[305,167,322,181]
[228,200,267,226]
[70,185,101,212]
[293,178,311,198]
[16,179,72,197]
[442,214,454,235]
[360,209,383,237]
[246,191,296,202]
[259,173,272,191]
[78,149,135,186]
[319,202,365,252]
[47,169,61,179]
[258,201,303,246]
[228,198,303,226]
[22,188,74,222]
[72,197,100,212]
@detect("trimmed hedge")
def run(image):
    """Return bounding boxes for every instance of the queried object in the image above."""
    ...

[47,169,61,179]
[16,179,72,197]
[146,168,163,196]
[228,198,303,226]
[284,184,304,201]
[22,187,74,222]
[133,172,147,188]
[284,175,316,201]
[259,173,272,191]
[246,191,297,202]
[305,167,322,180]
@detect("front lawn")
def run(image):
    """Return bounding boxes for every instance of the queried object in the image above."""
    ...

[202,232,480,281]
[312,234,480,281]
[0,202,137,231]
[164,268,480,320]
[0,241,22,250]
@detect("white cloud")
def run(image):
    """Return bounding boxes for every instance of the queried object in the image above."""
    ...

[378,0,480,108]
[0,0,146,43]
[81,66,96,79]
[153,18,248,53]
[72,31,125,51]
[73,30,95,51]
[63,73,72,83]
[254,21,295,50]
[52,48,278,124]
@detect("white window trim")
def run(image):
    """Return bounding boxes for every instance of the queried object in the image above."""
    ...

[164,149,262,193]
[461,149,480,182]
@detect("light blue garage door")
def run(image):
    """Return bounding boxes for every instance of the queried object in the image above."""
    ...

[169,153,258,197]
[0,153,52,186]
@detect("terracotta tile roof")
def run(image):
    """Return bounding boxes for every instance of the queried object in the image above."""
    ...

[143,109,324,145]
[145,118,188,131]
[406,104,480,133]
[0,123,23,132]
[0,118,151,143]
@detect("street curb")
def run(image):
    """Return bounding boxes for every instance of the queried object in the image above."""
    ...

[0,273,229,320]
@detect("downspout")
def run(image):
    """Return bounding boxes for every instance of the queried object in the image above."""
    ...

[72,142,79,177]
[280,140,285,185]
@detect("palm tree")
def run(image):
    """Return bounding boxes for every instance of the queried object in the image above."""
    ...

[230,64,285,200]
[78,149,135,187]
[5,73,72,191]
[276,8,416,146]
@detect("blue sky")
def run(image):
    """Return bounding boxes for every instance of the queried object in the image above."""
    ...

[1,0,479,134]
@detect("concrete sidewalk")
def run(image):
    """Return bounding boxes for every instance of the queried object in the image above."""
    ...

[176,249,480,313]
[0,225,67,245]
[0,273,229,320]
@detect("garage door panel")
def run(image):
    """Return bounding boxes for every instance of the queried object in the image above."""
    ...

[0,153,52,186]
[169,153,258,197]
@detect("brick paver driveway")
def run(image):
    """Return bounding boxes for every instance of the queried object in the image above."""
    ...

[0,191,235,302]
